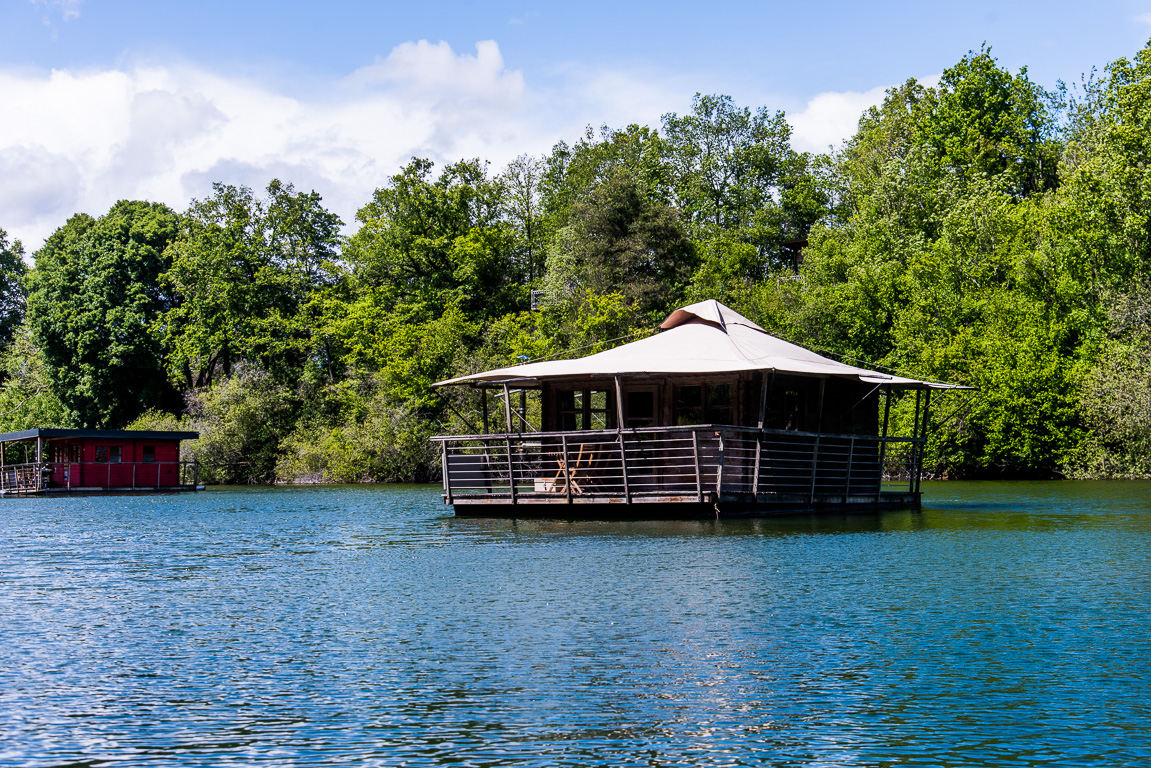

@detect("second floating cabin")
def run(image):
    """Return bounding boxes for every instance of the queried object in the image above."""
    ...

[0,428,201,494]
[433,300,968,516]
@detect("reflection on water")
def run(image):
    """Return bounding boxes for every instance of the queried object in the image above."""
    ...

[3,481,1151,766]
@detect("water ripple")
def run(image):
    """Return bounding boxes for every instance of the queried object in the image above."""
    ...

[2,482,1151,766]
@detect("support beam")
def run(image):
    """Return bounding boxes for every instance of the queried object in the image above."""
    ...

[481,388,489,435]
[613,376,626,431]
[876,387,892,503]
[502,384,513,434]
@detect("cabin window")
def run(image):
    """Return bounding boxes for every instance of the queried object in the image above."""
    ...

[70,445,80,463]
[52,445,66,463]
[675,383,734,425]
[109,446,122,464]
[95,446,109,463]
[557,389,613,431]
[625,390,656,428]
[780,389,802,430]
[142,446,155,463]
[707,383,733,423]
[675,386,703,425]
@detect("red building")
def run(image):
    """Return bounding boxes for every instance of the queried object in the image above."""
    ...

[0,428,200,494]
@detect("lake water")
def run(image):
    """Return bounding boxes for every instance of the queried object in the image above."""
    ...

[3,481,1151,766]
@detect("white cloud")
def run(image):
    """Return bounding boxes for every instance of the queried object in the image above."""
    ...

[0,40,698,251]
[787,84,892,154]
[1136,12,1151,26]
[30,0,83,21]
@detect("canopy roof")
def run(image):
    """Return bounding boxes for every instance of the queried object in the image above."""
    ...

[435,300,968,390]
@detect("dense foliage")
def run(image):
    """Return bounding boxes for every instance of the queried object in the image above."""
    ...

[5,43,1151,481]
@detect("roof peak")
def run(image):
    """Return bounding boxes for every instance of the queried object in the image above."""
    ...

[659,299,766,333]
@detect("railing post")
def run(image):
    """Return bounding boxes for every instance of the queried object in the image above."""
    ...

[752,433,763,499]
[505,437,517,504]
[809,436,821,504]
[618,434,631,503]
[876,388,891,502]
[915,389,932,494]
[715,430,726,498]
[692,430,703,503]
[442,444,453,504]
[844,438,854,502]
[561,435,573,504]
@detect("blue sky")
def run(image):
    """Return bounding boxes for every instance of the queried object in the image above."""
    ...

[2,0,1149,248]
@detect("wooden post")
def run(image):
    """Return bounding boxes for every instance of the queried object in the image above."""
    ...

[752,370,773,499]
[502,384,513,434]
[614,375,630,502]
[844,437,855,502]
[809,436,821,504]
[561,434,573,504]
[876,387,892,502]
[715,430,726,498]
[35,436,42,491]
[442,445,453,504]
[618,434,630,502]
[505,436,516,504]
[917,389,932,494]
[132,462,137,489]
[692,430,703,503]
[481,388,489,435]
[613,376,626,430]
[911,389,922,493]
[519,388,527,434]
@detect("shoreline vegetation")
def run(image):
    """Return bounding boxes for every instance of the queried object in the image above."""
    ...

[3,42,1151,484]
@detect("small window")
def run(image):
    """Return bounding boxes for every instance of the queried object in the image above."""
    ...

[95,446,109,463]
[69,445,80,463]
[142,446,155,463]
[109,446,122,464]
[557,388,614,431]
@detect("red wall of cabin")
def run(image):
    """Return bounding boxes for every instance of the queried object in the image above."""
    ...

[46,437,183,488]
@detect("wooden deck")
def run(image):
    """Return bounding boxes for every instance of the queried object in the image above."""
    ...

[433,424,925,518]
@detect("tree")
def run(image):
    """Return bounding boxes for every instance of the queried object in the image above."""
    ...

[26,202,180,427]
[0,228,27,349]
[345,158,524,320]
[544,169,696,318]
[161,180,343,389]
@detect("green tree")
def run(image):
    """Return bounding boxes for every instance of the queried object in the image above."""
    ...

[0,228,27,349]
[26,202,180,427]
[543,169,696,318]
[161,180,343,388]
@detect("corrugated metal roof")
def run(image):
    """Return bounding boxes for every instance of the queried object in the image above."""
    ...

[0,428,200,442]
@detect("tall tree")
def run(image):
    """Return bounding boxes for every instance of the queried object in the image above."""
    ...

[544,169,696,317]
[0,227,27,349]
[26,202,180,427]
[161,180,343,389]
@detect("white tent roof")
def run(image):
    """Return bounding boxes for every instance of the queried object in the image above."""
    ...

[435,299,967,390]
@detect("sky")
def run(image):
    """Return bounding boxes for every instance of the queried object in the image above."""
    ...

[1,0,1150,250]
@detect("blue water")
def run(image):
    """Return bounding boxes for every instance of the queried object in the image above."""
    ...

[3,481,1151,766]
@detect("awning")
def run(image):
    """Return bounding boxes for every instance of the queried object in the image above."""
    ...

[435,300,971,391]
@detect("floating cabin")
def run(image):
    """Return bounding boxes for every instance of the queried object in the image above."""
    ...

[432,300,969,518]
[0,428,201,495]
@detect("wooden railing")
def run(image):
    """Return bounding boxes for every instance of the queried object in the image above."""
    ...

[433,425,924,507]
[0,461,200,493]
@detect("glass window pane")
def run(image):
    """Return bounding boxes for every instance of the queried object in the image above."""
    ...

[95,446,109,463]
